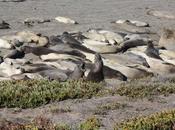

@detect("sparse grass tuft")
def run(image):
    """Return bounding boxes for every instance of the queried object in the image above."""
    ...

[49,105,71,114]
[94,102,128,115]
[0,116,71,130]
[114,109,175,130]
[0,80,103,108]
[79,116,101,130]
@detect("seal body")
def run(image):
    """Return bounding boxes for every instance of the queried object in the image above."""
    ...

[86,53,104,82]
[145,42,163,60]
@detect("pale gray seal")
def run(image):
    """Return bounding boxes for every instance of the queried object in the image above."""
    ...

[86,53,104,82]
[145,41,163,60]
[37,65,84,81]
[68,62,85,80]
[39,69,68,81]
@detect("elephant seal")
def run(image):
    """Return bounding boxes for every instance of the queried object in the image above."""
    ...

[130,50,175,75]
[0,39,13,49]
[113,19,149,27]
[112,22,152,34]
[55,16,78,24]
[0,56,3,64]
[60,32,82,45]
[0,62,24,77]
[16,31,49,47]
[83,29,124,44]
[23,17,51,26]
[147,10,175,19]
[20,46,85,58]
[116,39,149,53]
[85,62,127,81]
[86,53,104,82]
[145,41,163,60]
[68,62,85,80]
[0,20,10,29]
[60,32,95,54]
[4,49,25,59]
[103,58,153,79]
[82,39,119,53]
[38,69,68,81]
[11,74,30,80]
[159,28,175,51]
[49,35,63,46]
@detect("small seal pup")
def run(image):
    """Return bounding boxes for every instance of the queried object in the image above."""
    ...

[145,41,163,60]
[86,53,104,82]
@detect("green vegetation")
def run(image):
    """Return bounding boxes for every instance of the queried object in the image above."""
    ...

[79,116,101,130]
[0,80,102,108]
[0,116,72,130]
[114,109,175,130]
[116,77,175,99]
[0,116,101,130]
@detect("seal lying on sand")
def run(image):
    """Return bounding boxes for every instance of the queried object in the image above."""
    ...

[85,62,127,81]
[0,20,10,29]
[86,53,104,82]
[38,62,85,81]
[68,62,85,80]
[145,41,163,60]
[60,32,95,54]
[4,49,25,59]
[20,46,85,58]
[113,19,149,27]
[147,10,175,19]
[159,28,175,51]
[112,22,151,34]
[82,39,119,53]
[116,39,149,53]
[130,50,175,75]
[49,35,63,46]
[102,52,150,68]
[16,31,49,47]
[0,39,14,49]
[83,29,124,44]
[55,16,78,24]
[0,62,24,77]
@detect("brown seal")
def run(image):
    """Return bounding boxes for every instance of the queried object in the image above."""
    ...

[145,41,163,60]
[86,53,104,82]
